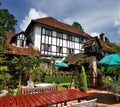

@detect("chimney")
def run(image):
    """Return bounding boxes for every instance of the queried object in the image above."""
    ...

[99,33,105,42]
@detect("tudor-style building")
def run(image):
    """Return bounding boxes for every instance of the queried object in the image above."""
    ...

[25,17,91,61]
[3,17,114,87]
[62,33,114,87]
[4,31,40,57]
[82,33,113,60]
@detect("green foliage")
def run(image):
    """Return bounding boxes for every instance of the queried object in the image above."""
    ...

[101,66,119,77]
[44,76,74,84]
[16,82,22,95]
[23,56,39,76]
[109,42,120,54]
[78,66,88,92]
[102,76,113,86]
[0,27,11,52]
[0,5,17,52]
[10,56,47,87]
[6,89,14,96]
[72,21,84,31]
[0,54,12,89]
[11,56,26,85]
[57,84,66,90]
[102,76,120,93]
[0,9,17,32]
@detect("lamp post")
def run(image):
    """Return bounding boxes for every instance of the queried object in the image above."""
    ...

[50,56,53,76]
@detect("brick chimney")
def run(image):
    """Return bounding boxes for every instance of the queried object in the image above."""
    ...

[99,33,105,42]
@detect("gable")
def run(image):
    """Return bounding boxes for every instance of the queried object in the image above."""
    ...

[25,17,92,39]
[83,36,113,53]
[4,31,40,57]
[10,32,32,48]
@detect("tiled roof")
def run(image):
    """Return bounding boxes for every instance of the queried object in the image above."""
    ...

[64,53,87,65]
[83,36,113,52]
[4,31,40,57]
[25,17,91,38]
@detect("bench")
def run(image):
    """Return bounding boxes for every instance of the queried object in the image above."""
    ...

[0,89,91,107]
[22,85,58,94]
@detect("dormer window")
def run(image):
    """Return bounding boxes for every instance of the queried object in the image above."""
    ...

[17,34,27,47]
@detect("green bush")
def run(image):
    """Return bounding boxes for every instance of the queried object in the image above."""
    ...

[102,76,113,86]
[16,83,22,95]
[78,66,88,92]
[43,76,75,84]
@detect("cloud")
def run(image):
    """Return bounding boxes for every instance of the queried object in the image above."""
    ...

[63,8,117,33]
[90,32,100,37]
[20,0,120,43]
[114,15,120,27]
[28,0,119,33]
[20,8,47,31]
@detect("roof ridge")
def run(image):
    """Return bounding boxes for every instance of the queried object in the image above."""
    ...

[26,16,91,38]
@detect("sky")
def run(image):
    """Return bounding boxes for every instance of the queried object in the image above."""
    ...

[1,0,120,44]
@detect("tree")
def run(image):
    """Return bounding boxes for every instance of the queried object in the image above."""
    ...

[0,54,12,90]
[109,42,120,54]
[0,26,11,52]
[23,56,39,77]
[72,22,84,31]
[11,56,26,86]
[11,56,40,86]
[0,9,17,32]
[78,66,88,92]
[0,4,17,52]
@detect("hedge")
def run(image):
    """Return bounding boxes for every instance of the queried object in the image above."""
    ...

[43,76,76,84]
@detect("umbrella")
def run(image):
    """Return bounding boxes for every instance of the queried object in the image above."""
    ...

[55,61,69,67]
[98,54,120,66]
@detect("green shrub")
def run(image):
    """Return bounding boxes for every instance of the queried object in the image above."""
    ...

[78,66,88,92]
[6,89,14,96]
[16,83,22,95]
[43,76,75,84]
[102,76,113,86]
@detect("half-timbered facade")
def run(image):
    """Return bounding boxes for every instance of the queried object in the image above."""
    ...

[25,17,91,60]
[82,33,113,60]
[4,31,40,57]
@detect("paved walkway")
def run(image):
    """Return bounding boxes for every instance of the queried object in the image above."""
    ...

[87,88,120,107]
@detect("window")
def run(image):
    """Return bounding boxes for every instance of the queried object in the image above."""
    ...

[67,35,72,41]
[42,28,52,36]
[75,37,79,42]
[56,32,63,39]
[46,29,52,36]
[56,46,63,53]
[41,43,51,51]
[67,48,74,54]
[17,34,27,47]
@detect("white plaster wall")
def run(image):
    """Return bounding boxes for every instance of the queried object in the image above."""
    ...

[33,25,41,51]
[49,37,52,44]
[63,40,67,47]
[32,25,85,57]
[52,46,56,52]
[60,40,62,46]
[52,38,56,45]
[75,43,79,49]
[63,47,67,54]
